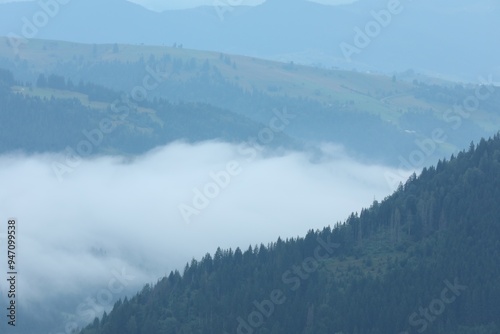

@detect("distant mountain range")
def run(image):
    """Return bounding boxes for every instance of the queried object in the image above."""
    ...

[0,0,499,81]
[1,37,499,167]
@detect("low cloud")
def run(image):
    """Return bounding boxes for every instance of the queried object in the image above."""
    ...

[0,141,406,332]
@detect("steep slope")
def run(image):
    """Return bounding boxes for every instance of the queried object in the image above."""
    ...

[79,134,500,333]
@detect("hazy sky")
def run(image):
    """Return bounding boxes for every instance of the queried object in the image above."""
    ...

[0,0,359,11]
[0,141,404,332]
[126,0,359,11]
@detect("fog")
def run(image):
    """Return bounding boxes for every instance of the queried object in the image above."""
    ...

[0,141,409,331]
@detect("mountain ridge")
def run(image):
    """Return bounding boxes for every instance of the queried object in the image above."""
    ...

[0,0,498,81]
[1,37,499,166]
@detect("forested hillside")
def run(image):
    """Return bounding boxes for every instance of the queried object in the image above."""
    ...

[2,38,499,165]
[79,135,500,334]
[0,68,293,155]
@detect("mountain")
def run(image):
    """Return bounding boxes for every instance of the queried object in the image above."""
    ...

[0,68,296,158]
[79,133,500,334]
[1,38,499,167]
[0,0,498,81]
[1,2,499,334]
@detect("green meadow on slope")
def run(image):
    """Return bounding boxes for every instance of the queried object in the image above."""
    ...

[1,37,499,165]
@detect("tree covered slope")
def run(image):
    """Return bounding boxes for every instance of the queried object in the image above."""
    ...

[79,134,500,334]
[2,38,499,165]
[0,68,294,156]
